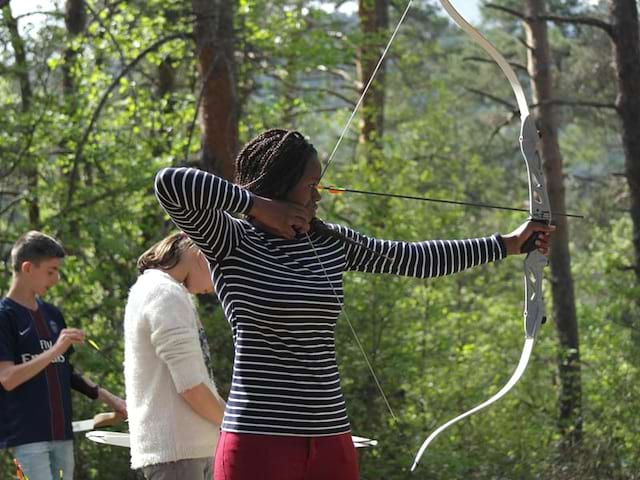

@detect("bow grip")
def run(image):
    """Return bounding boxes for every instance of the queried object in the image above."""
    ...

[519,219,549,254]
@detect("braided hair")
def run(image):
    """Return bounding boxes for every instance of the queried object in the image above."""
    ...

[235,129,390,260]
[235,129,317,200]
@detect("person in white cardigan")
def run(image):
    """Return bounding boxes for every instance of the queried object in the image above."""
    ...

[124,232,225,479]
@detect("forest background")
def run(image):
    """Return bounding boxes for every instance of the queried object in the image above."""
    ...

[1,0,638,478]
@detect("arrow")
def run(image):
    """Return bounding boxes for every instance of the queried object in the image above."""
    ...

[317,185,583,219]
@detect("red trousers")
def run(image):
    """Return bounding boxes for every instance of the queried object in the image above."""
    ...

[213,431,359,480]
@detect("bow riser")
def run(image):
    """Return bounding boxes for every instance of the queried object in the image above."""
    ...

[520,115,552,223]
[524,251,548,338]
[520,114,550,339]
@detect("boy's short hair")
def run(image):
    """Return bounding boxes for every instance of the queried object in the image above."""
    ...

[11,231,65,272]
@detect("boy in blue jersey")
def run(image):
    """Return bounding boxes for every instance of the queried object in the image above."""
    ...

[0,231,127,480]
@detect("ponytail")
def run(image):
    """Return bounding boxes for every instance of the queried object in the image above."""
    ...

[136,232,194,274]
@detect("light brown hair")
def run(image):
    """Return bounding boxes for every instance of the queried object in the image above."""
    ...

[136,232,195,274]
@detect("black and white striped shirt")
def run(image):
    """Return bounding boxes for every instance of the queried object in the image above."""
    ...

[155,167,507,437]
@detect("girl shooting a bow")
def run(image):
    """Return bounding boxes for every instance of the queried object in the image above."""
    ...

[154,128,554,480]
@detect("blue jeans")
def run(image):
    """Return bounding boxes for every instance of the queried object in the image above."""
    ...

[13,440,74,480]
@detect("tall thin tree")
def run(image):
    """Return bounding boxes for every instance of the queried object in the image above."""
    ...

[2,4,38,228]
[357,0,389,156]
[609,0,640,281]
[536,0,640,281]
[524,0,582,449]
[192,0,238,179]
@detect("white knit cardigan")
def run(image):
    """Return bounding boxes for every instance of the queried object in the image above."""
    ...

[124,269,220,469]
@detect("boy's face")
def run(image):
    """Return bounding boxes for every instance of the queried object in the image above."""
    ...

[21,257,61,295]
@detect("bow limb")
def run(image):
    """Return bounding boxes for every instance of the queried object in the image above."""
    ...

[410,337,534,471]
[439,0,529,117]
[411,1,552,470]
[439,0,552,225]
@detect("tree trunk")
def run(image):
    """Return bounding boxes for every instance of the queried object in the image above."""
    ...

[3,4,39,228]
[191,0,238,180]
[62,0,86,240]
[157,57,176,100]
[610,0,640,281]
[357,0,388,156]
[63,0,85,101]
[524,0,582,449]
[355,0,393,431]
